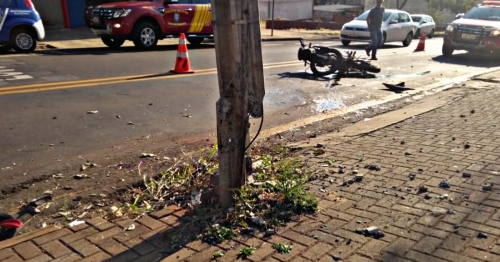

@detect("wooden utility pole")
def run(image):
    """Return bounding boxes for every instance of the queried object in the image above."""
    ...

[211,0,265,208]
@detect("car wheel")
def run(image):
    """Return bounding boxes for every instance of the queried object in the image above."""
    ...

[186,37,204,46]
[428,29,435,38]
[414,29,421,39]
[132,21,159,50]
[402,32,413,47]
[341,40,351,46]
[10,28,37,53]
[101,37,125,48]
[442,44,454,57]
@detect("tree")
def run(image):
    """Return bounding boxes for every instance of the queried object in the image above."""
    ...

[426,0,479,14]
[426,0,479,24]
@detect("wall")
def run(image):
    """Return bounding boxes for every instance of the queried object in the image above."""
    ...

[33,0,65,29]
[258,0,314,20]
[265,20,343,30]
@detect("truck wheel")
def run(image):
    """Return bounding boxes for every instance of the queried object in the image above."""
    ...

[132,21,158,50]
[402,32,413,47]
[101,37,125,48]
[442,45,454,57]
[186,37,204,46]
[10,28,37,53]
[341,40,351,46]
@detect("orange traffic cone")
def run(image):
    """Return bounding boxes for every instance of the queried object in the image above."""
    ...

[414,31,426,52]
[170,33,194,74]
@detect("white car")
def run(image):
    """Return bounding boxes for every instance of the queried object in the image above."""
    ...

[410,14,436,38]
[340,9,416,47]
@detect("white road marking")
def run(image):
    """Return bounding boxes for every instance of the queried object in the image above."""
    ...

[0,66,33,81]
[262,44,284,46]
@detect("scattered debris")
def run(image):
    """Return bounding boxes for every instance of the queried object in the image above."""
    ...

[52,173,64,179]
[28,206,41,214]
[477,232,488,239]
[483,183,493,191]
[346,238,352,245]
[417,186,428,194]
[140,153,156,158]
[408,173,416,180]
[354,174,364,182]
[354,226,385,239]
[464,143,471,149]
[439,194,449,199]
[462,172,471,178]
[424,194,432,200]
[28,196,52,207]
[87,111,99,114]
[439,180,451,189]
[364,164,381,171]
[447,209,456,215]
[313,148,326,156]
[213,251,224,258]
[80,163,98,171]
[69,220,85,227]
[126,224,136,231]
[73,174,88,179]
[382,82,414,93]
[264,229,275,237]
[332,255,342,261]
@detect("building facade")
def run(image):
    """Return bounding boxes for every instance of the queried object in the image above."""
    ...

[258,0,314,20]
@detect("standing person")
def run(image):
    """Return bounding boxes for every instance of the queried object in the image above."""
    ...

[365,0,385,60]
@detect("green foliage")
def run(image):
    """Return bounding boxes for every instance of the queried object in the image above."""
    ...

[273,243,293,254]
[202,226,239,244]
[213,251,224,258]
[239,246,256,258]
[229,147,319,228]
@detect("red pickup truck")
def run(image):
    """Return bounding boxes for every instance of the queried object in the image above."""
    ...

[86,0,213,49]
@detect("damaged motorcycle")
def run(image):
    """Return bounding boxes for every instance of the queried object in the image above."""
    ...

[297,39,381,77]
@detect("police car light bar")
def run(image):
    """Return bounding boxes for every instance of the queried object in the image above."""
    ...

[483,1,500,5]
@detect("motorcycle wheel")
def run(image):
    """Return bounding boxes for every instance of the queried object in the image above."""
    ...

[353,60,381,73]
[310,49,344,77]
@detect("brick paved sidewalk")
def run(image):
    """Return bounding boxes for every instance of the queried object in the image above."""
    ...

[1,86,500,262]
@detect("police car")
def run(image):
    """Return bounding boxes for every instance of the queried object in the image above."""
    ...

[443,1,500,57]
[0,0,45,53]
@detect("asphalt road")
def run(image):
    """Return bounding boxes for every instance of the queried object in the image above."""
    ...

[1,38,499,189]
